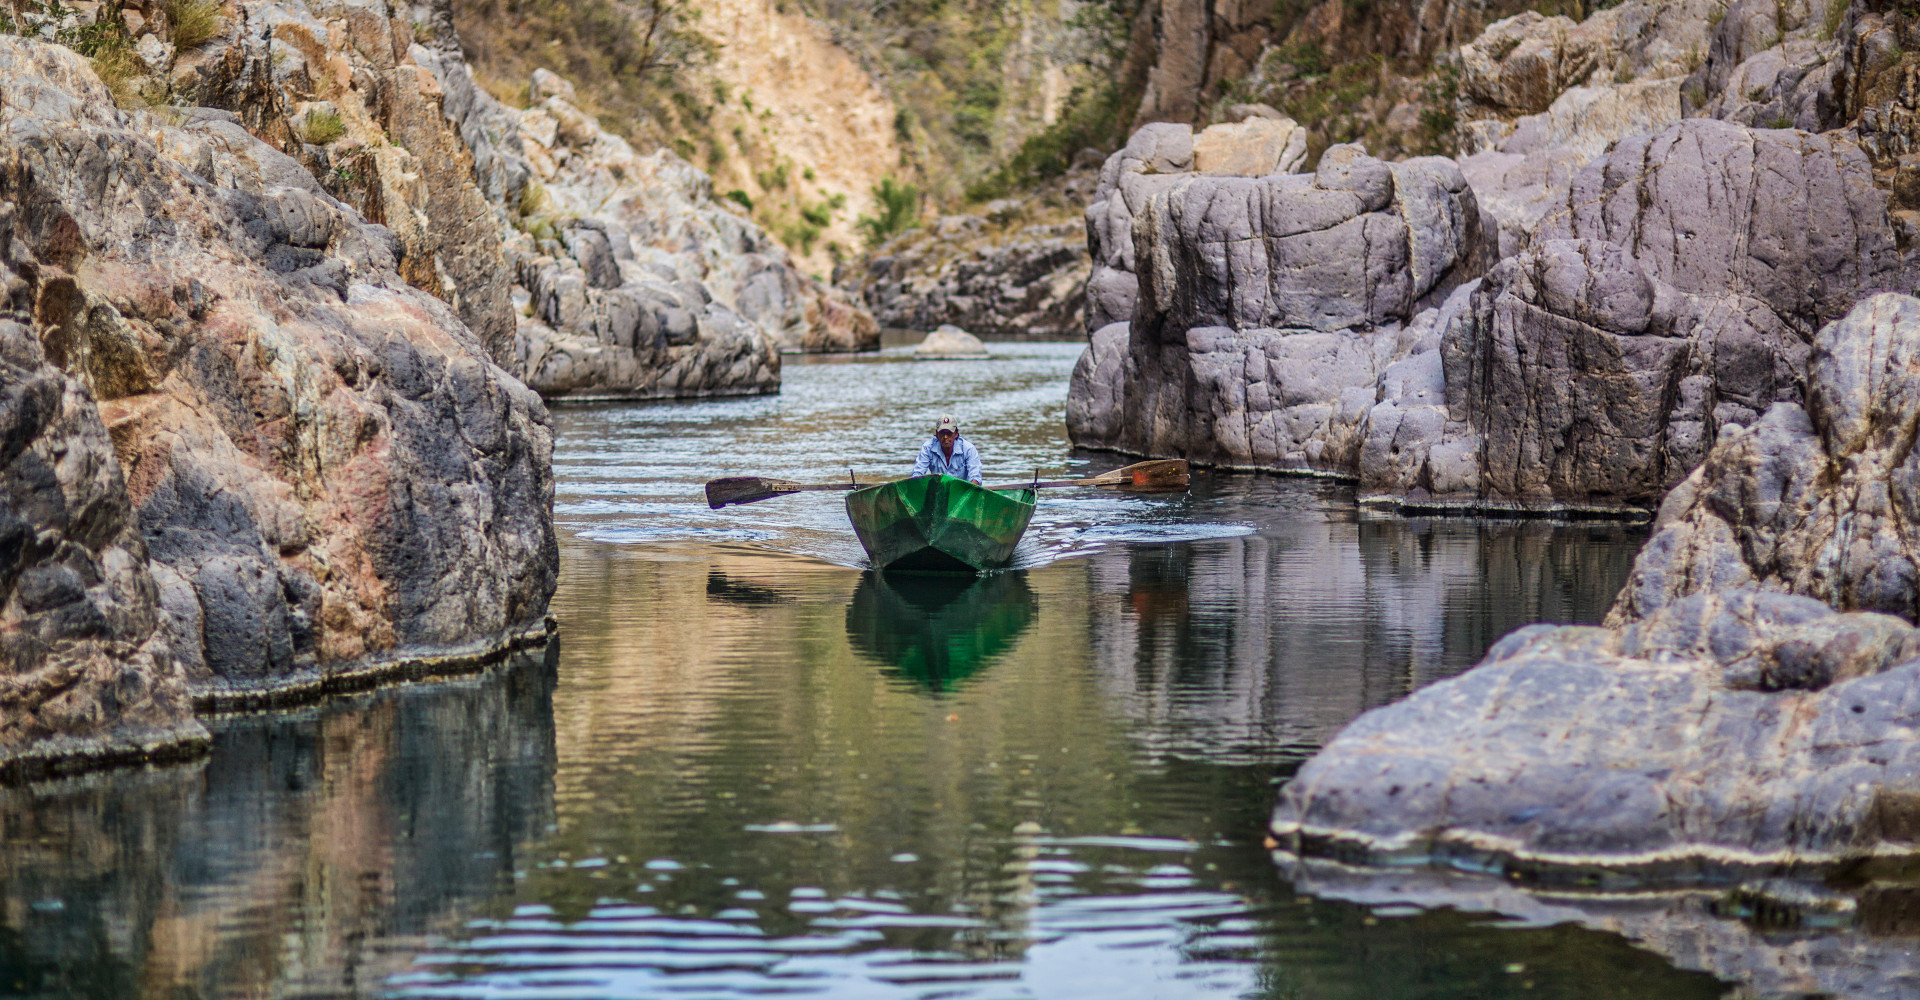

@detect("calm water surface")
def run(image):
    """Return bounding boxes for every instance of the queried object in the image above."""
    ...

[0,344,1736,998]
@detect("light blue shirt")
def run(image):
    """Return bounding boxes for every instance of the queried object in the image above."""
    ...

[913,435,982,483]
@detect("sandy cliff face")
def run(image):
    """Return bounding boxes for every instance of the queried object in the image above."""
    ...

[684,0,904,276]
[0,35,558,739]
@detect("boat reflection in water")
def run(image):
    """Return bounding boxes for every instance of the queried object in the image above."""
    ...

[845,570,1037,692]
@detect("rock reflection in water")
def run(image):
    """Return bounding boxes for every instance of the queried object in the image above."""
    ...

[0,648,556,999]
[1077,479,1644,766]
[1275,853,1911,1000]
[845,571,1038,692]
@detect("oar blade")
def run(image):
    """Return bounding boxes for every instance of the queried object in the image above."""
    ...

[705,476,803,509]
[1094,459,1191,491]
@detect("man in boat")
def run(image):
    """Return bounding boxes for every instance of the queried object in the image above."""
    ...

[912,415,982,484]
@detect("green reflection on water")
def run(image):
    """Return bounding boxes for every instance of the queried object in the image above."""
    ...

[845,571,1038,693]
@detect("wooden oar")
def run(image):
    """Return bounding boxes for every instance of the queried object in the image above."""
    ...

[704,474,889,509]
[706,459,1190,509]
[985,458,1190,493]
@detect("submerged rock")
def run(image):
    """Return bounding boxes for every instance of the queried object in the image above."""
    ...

[0,38,557,717]
[914,325,989,357]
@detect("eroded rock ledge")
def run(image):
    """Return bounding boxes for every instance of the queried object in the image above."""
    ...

[0,36,558,766]
[1273,293,1920,876]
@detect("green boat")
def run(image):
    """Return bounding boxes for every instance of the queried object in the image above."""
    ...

[845,474,1036,573]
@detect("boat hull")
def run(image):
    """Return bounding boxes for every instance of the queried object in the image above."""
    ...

[845,475,1035,572]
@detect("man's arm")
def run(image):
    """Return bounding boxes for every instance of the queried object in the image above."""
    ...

[965,441,982,484]
[912,440,932,477]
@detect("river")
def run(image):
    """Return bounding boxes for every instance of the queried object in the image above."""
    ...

[0,343,1735,998]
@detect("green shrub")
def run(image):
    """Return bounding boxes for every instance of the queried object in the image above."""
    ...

[91,45,148,106]
[723,189,754,210]
[755,161,790,190]
[856,178,920,246]
[517,179,548,217]
[778,218,823,255]
[296,107,346,144]
[964,78,1134,201]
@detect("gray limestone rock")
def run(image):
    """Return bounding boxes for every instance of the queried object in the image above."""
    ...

[1072,126,1492,479]
[0,37,557,711]
[418,36,876,368]
[854,217,1088,337]
[1535,119,1907,335]
[1066,322,1129,446]
[1273,587,1920,868]
[0,280,207,774]
[1072,112,1912,513]
[1437,118,1912,509]
[1613,293,1920,625]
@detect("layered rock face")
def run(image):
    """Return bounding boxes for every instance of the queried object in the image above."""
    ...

[1273,293,1920,872]
[422,57,875,377]
[1451,0,1721,258]
[1070,118,1493,479]
[0,38,557,716]
[0,247,206,774]
[1073,0,1919,513]
[113,0,871,404]
[1439,119,1910,509]
[1615,293,1920,625]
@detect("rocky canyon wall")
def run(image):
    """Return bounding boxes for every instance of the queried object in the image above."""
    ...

[1070,0,1920,514]
[0,33,563,771]
[111,0,872,393]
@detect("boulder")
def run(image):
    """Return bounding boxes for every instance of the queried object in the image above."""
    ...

[1190,116,1308,177]
[914,325,989,357]
[1273,293,1920,878]
[1273,586,1920,868]
[1438,118,1913,509]
[1073,128,1492,475]
[1614,294,1920,625]
[1452,0,1718,122]
[0,37,557,706]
